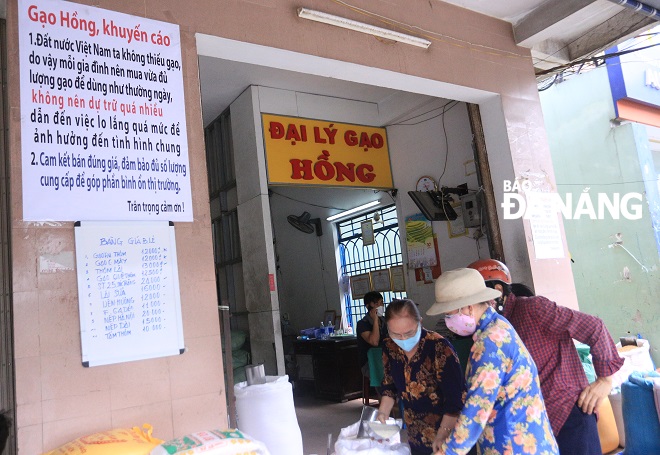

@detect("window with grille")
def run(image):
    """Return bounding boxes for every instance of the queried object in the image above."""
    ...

[204,108,241,322]
[337,204,407,330]
[204,109,235,198]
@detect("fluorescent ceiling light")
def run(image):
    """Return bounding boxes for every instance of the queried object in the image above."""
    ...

[297,8,431,49]
[327,200,381,221]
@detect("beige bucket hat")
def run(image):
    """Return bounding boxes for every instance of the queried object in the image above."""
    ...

[427,268,501,316]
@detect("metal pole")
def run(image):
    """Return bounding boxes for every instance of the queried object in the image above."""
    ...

[219,304,237,428]
[607,0,660,20]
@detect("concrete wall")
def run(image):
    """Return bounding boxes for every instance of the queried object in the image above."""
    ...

[8,1,226,452]
[540,67,660,364]
[7,0,577,452]
[387,101,482,319]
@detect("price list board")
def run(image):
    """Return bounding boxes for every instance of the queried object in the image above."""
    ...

[74,221,184,366]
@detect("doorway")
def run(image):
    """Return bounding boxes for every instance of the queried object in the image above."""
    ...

[197,33,506,437]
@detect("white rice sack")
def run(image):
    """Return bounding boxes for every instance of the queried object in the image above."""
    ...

[150,428,270,455]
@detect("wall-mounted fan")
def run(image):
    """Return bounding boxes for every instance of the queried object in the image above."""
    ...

[287,211,323,236]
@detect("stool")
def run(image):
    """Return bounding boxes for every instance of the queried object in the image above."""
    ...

[362,375,378,406]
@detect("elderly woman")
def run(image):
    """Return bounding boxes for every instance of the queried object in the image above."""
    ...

[428,268,558,455]
[376,299,465,455]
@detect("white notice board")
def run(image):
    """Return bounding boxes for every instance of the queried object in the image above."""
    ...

[74,221,184,366]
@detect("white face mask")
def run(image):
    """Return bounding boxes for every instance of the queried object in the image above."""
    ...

[376,306,385,317]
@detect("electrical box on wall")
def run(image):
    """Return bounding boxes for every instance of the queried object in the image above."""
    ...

[460,193,482,228]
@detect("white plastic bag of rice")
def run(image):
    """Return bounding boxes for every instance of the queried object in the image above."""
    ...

[150,428,270,455]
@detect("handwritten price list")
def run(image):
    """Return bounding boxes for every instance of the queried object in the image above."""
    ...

[19,0,192,221]
[75,222,183,367]
[82,242,169,341]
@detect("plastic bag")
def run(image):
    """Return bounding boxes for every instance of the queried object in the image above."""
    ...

[334,421,410,455]
[150,428,269,455]
[574,341,596,384]
[234,376,303,455]
[612,339,655,387]
[44,424,162,455]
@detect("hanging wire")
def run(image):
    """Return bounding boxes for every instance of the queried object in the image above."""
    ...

[608,243,652,272]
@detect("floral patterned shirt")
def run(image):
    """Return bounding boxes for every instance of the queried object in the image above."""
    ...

[439,307,559,455]
[380,329,465,454]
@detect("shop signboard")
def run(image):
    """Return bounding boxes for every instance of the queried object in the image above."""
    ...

[262,113,393,189]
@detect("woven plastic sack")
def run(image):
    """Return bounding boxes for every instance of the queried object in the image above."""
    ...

[150,428,269,455]
[232,349,250,368]
[234,376,303,455]
[612,339,654,387]
[44,424,162,455]
[334,421,410,455]
[230,330,248,351]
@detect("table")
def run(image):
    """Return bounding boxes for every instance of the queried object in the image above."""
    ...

[293,336,362,402]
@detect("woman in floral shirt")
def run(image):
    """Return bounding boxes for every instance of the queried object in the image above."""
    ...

[428,268,559,455]
[377,299,466,455]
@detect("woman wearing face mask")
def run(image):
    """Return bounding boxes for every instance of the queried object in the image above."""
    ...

[428,269,558,455]
[376,299,466,455]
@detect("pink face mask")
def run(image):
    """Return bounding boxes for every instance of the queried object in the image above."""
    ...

[445,311,476,336]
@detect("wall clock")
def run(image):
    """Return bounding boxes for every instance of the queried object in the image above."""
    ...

[416,176,437,192]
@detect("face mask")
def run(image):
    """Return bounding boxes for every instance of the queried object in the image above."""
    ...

[376,306,385,317]
[392,324,421,352]
[445,311,477,336]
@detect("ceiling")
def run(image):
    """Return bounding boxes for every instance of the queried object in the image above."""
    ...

[441,0,660,74]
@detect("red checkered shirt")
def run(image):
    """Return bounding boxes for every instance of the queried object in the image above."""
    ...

[503,293,624,435]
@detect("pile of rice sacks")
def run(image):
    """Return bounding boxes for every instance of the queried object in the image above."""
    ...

[150,428,270,455]
[43,424,162,455]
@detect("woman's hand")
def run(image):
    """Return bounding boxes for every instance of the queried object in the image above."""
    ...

[376,396,395,424]
[432,431,448,452]
[432,414,457,452]
[432,440,446,455]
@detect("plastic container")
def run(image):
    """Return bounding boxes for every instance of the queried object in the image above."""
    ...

[596,395,619,454]
[609,391,625,447]
[621,371,660,455]
[234,375,303,455]
[314,326,334,339]
[245,363,266,385]
[300,328,315,337]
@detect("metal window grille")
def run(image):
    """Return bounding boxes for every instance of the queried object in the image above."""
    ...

[337,204,406,330]
[204,109,235,198]
[204,109,241,321]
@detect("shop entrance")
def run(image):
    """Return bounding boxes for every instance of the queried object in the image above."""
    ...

[196,34,509,434]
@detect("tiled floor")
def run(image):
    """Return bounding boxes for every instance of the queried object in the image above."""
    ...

[295,395,365,455]
[294,395,627,455]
